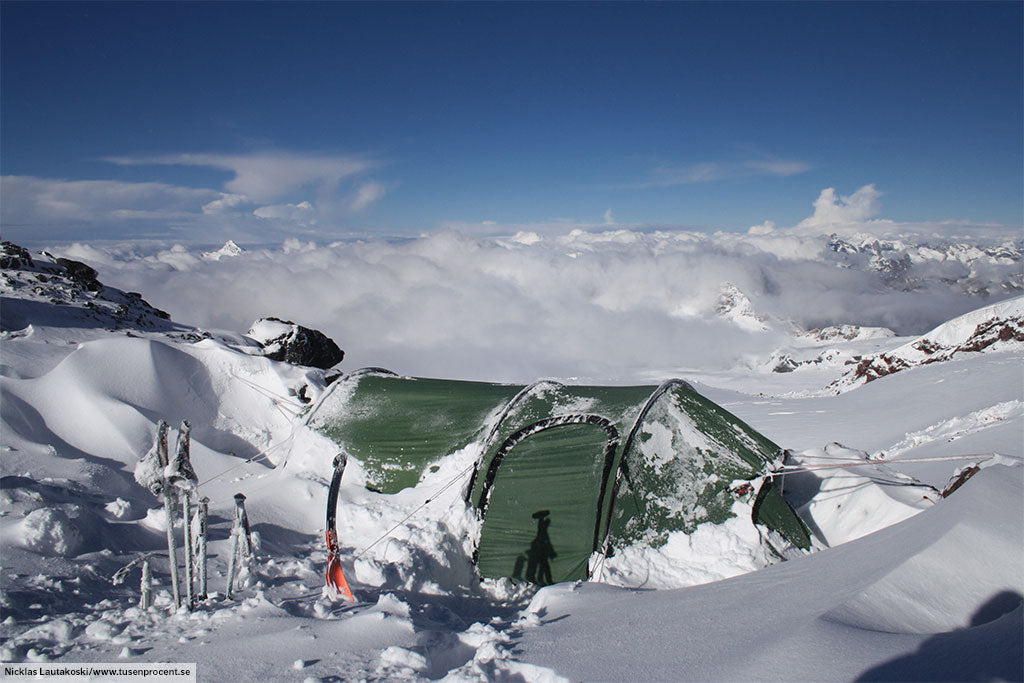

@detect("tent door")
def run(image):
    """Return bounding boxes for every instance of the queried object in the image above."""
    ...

[474,415,619,585]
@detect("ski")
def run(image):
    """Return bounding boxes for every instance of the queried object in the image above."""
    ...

[325,452,355,601]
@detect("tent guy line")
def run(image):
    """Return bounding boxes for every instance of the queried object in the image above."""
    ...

[775,453,1005,475]
[353,461,478,560]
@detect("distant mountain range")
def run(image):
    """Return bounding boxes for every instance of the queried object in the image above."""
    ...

[824,234,1021,297]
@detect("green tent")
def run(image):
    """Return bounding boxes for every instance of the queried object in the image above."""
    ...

[307,369,810,586]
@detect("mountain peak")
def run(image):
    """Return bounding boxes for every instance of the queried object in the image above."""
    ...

[714,283,771,332]
[202,240,245,261]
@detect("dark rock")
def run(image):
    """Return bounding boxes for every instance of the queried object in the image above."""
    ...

[248,317,344,369]
[772,359,797,373]
[55,258,102,292]
[0,242,34,270]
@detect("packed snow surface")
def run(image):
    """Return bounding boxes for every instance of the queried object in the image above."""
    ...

[1,241,1021,681]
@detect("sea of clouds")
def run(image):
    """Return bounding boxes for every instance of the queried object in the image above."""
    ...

[48,212,1021,384]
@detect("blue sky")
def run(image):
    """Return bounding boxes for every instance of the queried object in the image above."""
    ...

[2,1,1021,243]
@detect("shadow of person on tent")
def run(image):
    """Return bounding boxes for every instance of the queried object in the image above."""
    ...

[512,510,558,586]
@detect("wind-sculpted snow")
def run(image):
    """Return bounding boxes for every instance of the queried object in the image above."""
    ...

[517,464,1023,681]
[50,228,1021,383]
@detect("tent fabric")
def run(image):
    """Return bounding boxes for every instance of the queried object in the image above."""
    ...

[307,369,811,584]
[605,379,792,549]
[309,373,519,492]
[474,415,620,585]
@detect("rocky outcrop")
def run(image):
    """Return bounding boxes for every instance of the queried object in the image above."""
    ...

[0,242,34,270]
[55,257,102,292]
[714,283,772,332]
[1,243,173,332]
[828,296,1024,392]
[767,348,863,374]
[802,324,895,343]
[247,317,344,369]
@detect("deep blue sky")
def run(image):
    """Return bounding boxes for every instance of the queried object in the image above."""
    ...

[2,1,1021,242]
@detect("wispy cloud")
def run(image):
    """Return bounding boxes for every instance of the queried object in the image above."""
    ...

[105,152,381,204]
[252,201,316,221]
[615,158,812,189]
[350,181,388,212]
[1,151,390,242]
[0,175,219,226]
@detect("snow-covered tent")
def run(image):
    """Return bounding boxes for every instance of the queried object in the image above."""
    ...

[307,370,810,585]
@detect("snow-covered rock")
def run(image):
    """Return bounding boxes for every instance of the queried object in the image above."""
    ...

[766,347,860,374]
[0,242,34,270]
[201,240,245,261]
[825,234,1022,297]
[246,317,344,369]
[1,243,174,335]
[830,296,1024,392]
[714,282,772,332]
[19,507,86,557]
[801,324,895,343]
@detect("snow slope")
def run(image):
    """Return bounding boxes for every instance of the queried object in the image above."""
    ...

[1,244,1021,680]
[829,295,1024,393]
[517,465,1022,682]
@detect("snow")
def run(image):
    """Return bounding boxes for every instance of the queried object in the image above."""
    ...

[904,295,1024,350]
[1,243,1021,680]
[201,241,244,262]
[516,466,1022,682]
[827,295,1024,392]
[18,508,87,557]
[785,444,938,547]
[245,318,295,347]
[596,497,780,590]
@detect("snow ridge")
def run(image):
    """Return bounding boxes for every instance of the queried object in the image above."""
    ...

[830,296,1024,392]
[0,242,177,336]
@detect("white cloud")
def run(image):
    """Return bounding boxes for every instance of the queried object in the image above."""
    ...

[1,175,218,220]
[1,149,388,242]
[621,158,812,189]
[795,184,883,233]
[106,153,379,204]
[253,201,316,221]
[350,182,387,212]
[152,244,203,271]
[748,220,776,235]
[68,225,1020,384]
[202,193,252,215]
[603,208,616,225]
[741,160,813,176]
[439,217,600,236]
